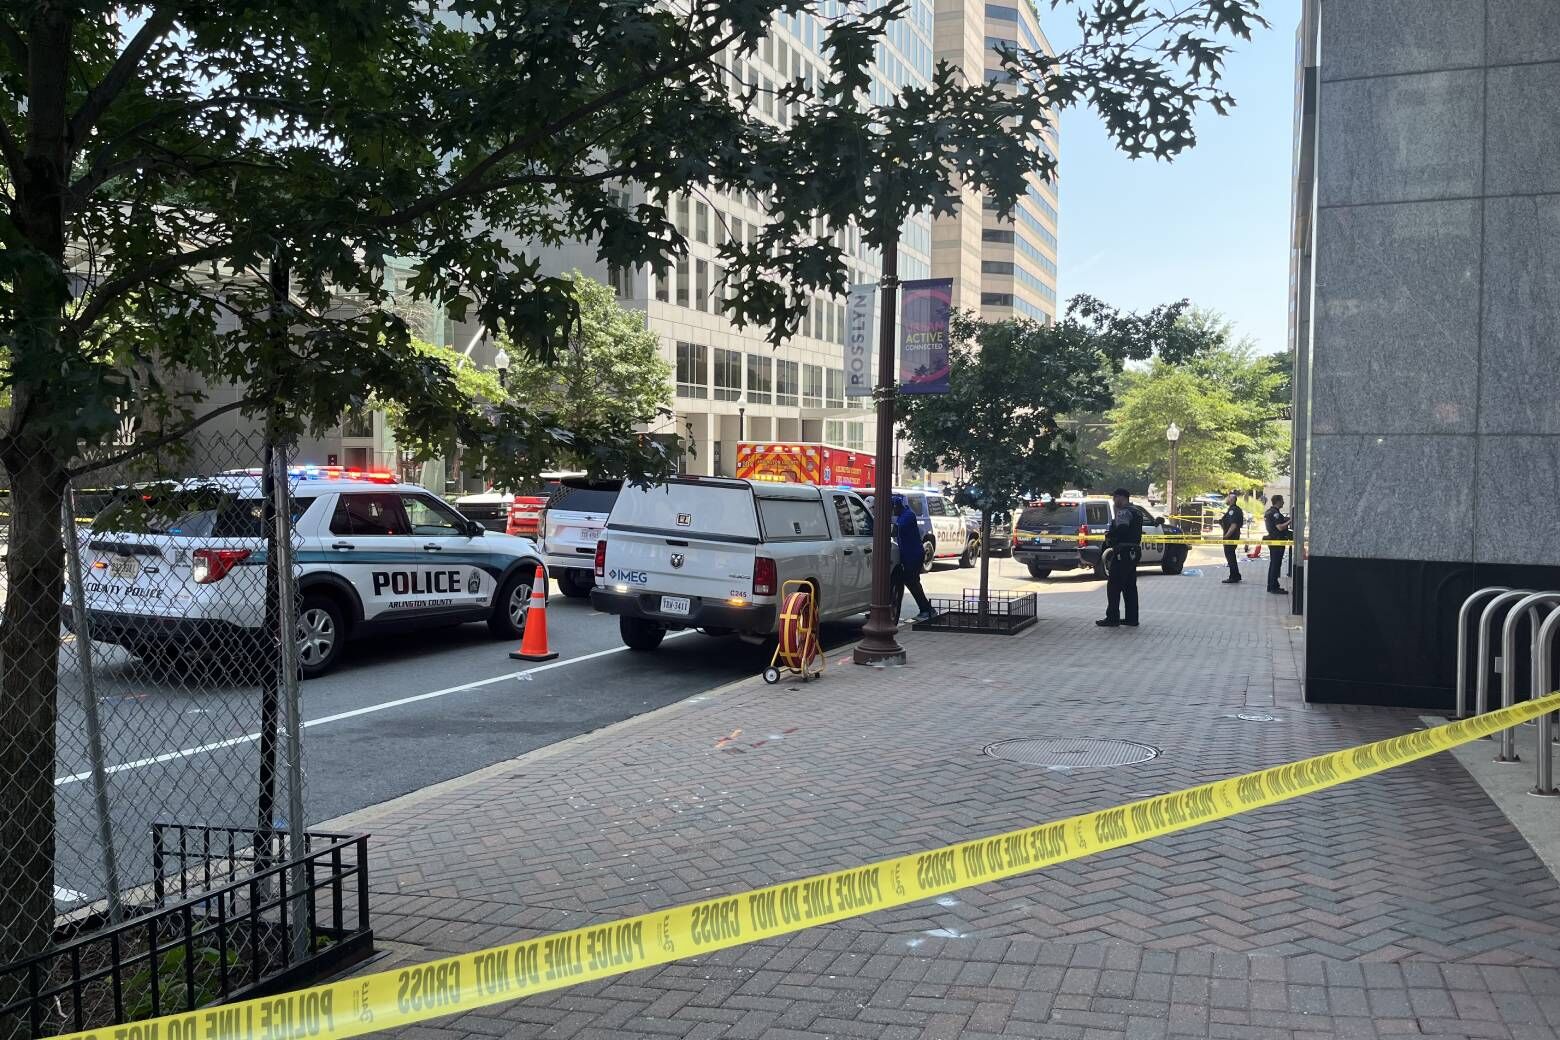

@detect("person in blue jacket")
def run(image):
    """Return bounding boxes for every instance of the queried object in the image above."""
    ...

[894,495,934,623]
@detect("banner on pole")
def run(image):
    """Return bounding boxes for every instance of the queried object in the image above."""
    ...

[843,284,876,397]
[898,278,953,395]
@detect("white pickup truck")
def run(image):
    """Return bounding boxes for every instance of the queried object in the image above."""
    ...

[590,477,883,650]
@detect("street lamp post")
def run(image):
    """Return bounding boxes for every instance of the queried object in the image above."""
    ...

[494,347,510,390]
[1165,422,1181,516]
[853,226,905,666]
[738,405,745,442]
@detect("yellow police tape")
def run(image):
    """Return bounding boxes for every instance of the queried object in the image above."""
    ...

[1015,532,1284,548]
[43,693,1560,1040]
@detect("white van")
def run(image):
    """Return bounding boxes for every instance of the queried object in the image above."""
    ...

[590,478,881,650]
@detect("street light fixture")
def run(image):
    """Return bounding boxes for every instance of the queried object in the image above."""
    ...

[1165,422,1181,514]
[493,347,510,390]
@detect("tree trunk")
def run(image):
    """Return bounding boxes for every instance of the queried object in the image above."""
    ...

[0,442,69,1036]
[978,511,992,620]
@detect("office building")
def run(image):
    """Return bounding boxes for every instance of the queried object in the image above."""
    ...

[1290,0,1560,707]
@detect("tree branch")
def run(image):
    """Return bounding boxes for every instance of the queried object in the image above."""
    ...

[68,398,253,478]
[371,24,743,230]
[68,8,176,146]
[0,18,27,69]
[67,238,252,333]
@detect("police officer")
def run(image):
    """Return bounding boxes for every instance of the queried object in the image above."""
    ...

[1218,490,1243,584]
[1264,494,1292,594]
[1096,488,1142,628]
[893,495,934,623]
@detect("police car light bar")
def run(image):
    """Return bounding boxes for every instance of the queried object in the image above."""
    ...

[226,466,398,484]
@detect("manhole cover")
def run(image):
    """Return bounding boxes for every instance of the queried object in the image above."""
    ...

[1223,712,1280,722]
[982,737,1160,770]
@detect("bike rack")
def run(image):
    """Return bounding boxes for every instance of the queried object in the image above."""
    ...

[1533,610,1560,797]
[1457,587,1511,717]
[1496,593,1560,762]
[1475,590,1534,720]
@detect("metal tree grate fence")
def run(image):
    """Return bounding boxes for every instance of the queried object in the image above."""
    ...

[912,589,1039,635]
[1,428,312,1039]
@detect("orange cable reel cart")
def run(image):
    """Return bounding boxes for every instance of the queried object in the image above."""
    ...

[764,579,823,684]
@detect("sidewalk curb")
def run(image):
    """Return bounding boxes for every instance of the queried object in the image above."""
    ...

[317,642,858,833]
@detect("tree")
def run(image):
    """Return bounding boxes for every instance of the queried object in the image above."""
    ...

[899,296,1217,611]
[504,274,673,466]
[0,0,1265,994]
[1101,318,1292,501]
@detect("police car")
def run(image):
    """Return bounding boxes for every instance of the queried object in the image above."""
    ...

[70,467,546,677]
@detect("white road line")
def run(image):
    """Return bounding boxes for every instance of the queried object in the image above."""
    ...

[55,632,693,787]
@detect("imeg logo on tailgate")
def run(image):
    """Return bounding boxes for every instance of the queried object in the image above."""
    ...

[608,569,648,584]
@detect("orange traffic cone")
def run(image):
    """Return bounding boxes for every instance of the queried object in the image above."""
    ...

[509,565,558,661]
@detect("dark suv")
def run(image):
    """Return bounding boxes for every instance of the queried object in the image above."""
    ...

[1012,497,1187,580]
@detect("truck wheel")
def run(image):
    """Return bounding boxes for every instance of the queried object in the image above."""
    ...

[959,538,977,568]
[557,569,593,598]
[620,616,666,651]
[1026,563,1052,580]
[921,538,936,573]
[1091,555,1108,580]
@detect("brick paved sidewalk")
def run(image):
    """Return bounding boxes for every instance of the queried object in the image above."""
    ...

[336,553,1560,1040]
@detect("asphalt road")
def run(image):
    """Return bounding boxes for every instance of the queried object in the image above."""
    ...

[50,549,1211,907]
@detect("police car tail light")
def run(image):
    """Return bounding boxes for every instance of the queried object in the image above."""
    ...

[1077,524,1089,548]
[752,557,778,597]
[192,547,250,584]
[594,539,607,578]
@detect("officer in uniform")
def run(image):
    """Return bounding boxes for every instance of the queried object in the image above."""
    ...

[1218,490,1243,584]
[1096,488,1143,628]
[1264,494,1292,594]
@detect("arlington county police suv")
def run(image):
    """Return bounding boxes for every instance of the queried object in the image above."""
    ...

[70,467,546,677]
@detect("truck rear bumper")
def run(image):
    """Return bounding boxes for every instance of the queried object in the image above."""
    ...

[590,588,777,634]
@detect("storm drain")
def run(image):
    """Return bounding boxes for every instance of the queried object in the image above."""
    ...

[982,737,1160,770]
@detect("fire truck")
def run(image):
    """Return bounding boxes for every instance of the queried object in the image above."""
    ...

[734,442,876,489]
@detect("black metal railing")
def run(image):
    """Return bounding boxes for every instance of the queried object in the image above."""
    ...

[915,589,1039,634]
[1,825,371,1039]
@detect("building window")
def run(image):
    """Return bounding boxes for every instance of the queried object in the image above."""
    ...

[714,348,742,401]
[695,260,709,312]
[982,229,1015,243]
[846,421,865,451]
[732,217,745,247]
[655,268,669,303]
[676,195,691,237]
[696,202,710,244]
[675,256,689,307]
[981,292,1014,307]
[985,4,1019,21]
[801,299,812,338]
[676,342,708,399]
[713,264,727,315]
[341,409,374,438]
[982,260,1015,275]
[746,354,773,404]
[826,368,844,409]
[825,419,844,445]
[803,364,823,407]
[836,302,846,345]
[609,265,632,299]
[777,360,799,407]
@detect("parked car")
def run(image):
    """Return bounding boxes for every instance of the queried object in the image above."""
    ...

[455,470,586,537]
[540,478,621,598]
[68,468,545,677]
[591,477,890,650]
[970,509,1013,557]
[1011,497,1187,580]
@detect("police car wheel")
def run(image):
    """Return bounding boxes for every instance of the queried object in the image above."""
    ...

[296,595,344,678]
[488,571,534,639]
[1092,555,1108,580]
[959,539,977,568]
[921,539,935,573]
[1026,563,1051,580]
[1161,551,1186,575]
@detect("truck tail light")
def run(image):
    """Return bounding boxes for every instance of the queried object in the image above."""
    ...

[1078,524,1089,549]
[594,539,607,579]
[192,548,250,584]
[753,557,778,597]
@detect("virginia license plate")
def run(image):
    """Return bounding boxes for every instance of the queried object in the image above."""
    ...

[660,595,691,616]
[1037,539,1054,548]
[109,556,139,579]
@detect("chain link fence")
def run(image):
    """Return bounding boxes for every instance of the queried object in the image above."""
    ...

[1,429,318,1039]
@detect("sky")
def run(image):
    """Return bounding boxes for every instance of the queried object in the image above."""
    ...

[1046,0,1302,356]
